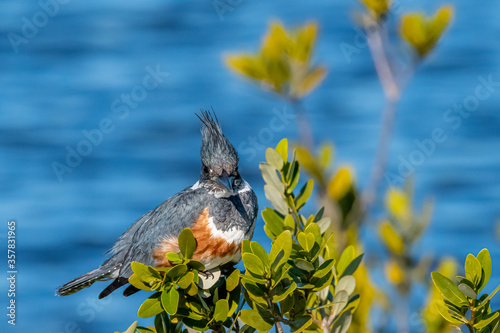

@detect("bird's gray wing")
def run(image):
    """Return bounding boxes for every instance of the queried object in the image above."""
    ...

[113,186,210,279]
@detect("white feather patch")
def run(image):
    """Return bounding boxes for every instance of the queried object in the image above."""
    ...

[207,216,246,245]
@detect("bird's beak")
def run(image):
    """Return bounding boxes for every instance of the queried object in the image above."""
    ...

[217,173,235,191]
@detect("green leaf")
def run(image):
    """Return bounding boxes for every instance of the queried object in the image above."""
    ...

[123,321,138,333]
[465,254,482,286]
[291,316,313,332]
[262,208,284,238]
[264,225,278,240]
[260,163,285,192]
[161,288,179,315]
[477,248,492,291]
[166,252,182,264]
[474,312,499,329]
[337,246,354,277]
[264,184,288,215]
[273,282,297,303]
[304,223,322,243]
[266,148,284,170]
[435,300,465,324]
[239,309,273,331]
[242,279,267,297]
[186,282,198,296]
[186,259,205,272]
[243,253,266,275]
[276,138,288,162]
[129,274,153,291]
[178,228,197,259]
[213,299,229,322]
[458,283,477,299]
[165,264,188,281]
[294,258,315,272]
[250,242,270,266]
[283,214,295,233]
[295,179,314,211]
[316,217,331,233]
[177,272,194,289]
[336,275,356,296]
[131,262,161,282]
[331,290,349,318]
[136,326,155,333]
[331,309,352,333]
[297,232,315,252]
[242,239,252,253]
[138,292,163,318]
[287,160,300,192]
[319,143,333,169]
[431,271,469,306]
[183,317,209,332]
[341,254,364,277]
[270,231,293,270]
[311,272,334,292]
[226,269,240,292]
[313,259,335,279]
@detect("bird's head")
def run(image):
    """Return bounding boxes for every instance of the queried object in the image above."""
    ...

[197,110,242,194]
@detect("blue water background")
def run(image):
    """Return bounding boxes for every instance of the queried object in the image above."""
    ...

[0,0,499,332]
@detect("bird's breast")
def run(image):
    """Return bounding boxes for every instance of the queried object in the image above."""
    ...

[152,207,252,270]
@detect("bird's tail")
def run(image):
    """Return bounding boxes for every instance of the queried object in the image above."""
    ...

[56,267,114,296]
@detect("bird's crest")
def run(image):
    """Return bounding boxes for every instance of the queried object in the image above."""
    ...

[197,109,239,175]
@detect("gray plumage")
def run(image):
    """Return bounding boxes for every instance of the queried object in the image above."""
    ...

[57,110,258,298]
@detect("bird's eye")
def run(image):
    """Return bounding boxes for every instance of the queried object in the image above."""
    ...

[203,165,209,174]
[233,178,242,187]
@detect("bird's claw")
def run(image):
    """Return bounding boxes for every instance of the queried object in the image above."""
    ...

[199,270,214,279]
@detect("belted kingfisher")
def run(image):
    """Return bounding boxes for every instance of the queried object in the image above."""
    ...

[57,111,258,299]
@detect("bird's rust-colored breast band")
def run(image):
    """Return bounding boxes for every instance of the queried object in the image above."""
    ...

[152,207,240,267]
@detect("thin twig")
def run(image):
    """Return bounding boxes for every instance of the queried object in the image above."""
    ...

[362,21,402,213]
[364,97,399,209]
[291,99,315,150]
[275,322,284,333]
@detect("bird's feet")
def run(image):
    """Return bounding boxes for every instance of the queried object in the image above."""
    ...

[199,270,214,279]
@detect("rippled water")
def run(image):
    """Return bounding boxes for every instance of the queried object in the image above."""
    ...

[1,0,499,332]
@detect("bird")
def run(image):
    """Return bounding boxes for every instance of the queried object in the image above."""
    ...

[57,110,258,299]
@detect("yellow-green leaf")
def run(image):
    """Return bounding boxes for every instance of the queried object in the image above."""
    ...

[386,187,411,223]
[161,288,179,315]
[138,293,163,318]
[328,166,354,201]
[213,299,229,322]
[379,221,404,255]
[225,54,267,81]
[359,0,391,21]
[400,6,454,57]
[435,300,465,325]
[243,253,266,276]
[178,228,197,259]
[465,254,482,286]
[239,309,273,331]
[292,66,327,98]
[431,272,468,306]
[477,248,492,291]
[275,138,288,162]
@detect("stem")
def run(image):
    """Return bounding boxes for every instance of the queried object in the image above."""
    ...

[468,307,476,333]
[290,99,314,150]
[362,21,402,213]
[395,293,410,333]
[364,97,399,210]
[275,322,284,333]
[475,282,500,310]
